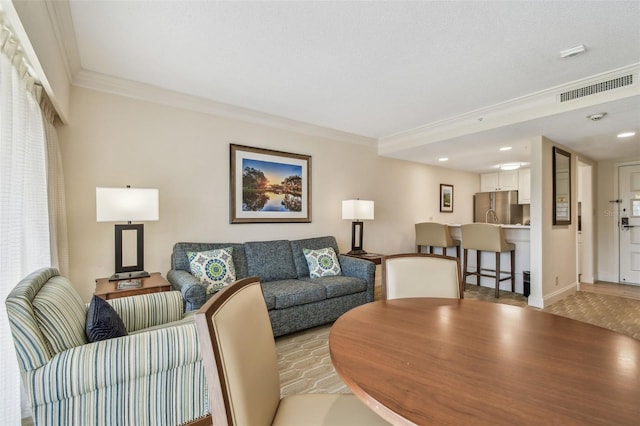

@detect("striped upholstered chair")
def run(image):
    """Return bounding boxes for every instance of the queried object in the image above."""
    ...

[5,268,209,426]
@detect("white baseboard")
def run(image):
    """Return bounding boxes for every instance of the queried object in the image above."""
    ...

[543,282,578,307]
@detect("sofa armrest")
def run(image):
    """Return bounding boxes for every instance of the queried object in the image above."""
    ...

[25,323,204,418]
[167,269,207,311]
[338,255,376,302]
[108,291,184,332]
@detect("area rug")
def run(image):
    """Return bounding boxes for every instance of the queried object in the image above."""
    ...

[542,291,640,340]
[276,288,640,396]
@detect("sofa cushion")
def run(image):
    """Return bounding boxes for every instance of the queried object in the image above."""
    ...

[261,280,326,310]
[187,247,236,294]
[32,276,88,354]
[85,296,128,342]
[290,236,340,278]
[245,240,297,282]
[303,247,342,278]
[299,276,367,299]
[172,242,248,278]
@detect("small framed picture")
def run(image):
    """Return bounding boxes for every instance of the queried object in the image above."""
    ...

[440,184,454,213]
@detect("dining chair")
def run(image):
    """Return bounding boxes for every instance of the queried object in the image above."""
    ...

[461,223,515,298]
[415,222,460,258]
[194,276,389,426]
[382,253,463,300]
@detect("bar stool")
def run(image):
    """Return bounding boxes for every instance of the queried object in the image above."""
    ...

[461,223,515,298]
[415,222,460,258]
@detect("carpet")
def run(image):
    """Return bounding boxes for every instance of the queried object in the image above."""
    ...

[543,291,640,340]
[276,287,640,396]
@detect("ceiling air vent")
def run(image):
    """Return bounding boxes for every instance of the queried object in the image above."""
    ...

[559,74,634,102]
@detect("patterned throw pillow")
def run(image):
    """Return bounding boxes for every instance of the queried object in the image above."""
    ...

[188,247,236,294]
[303,247,342,278]
[85,295,128,343]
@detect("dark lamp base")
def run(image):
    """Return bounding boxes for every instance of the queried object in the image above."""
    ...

[347,249,368,255]
[109,270,150,281]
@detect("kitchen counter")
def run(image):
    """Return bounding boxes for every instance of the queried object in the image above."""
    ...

[446,224,530,297]
[448,223,530,229]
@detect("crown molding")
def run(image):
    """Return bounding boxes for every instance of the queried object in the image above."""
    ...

[72,69,376,146]
[35,1,640,153]
[45,0,80,82]
[379,63,640,155]
[42,0,374,145]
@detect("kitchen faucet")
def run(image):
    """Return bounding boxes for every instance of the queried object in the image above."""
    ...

[485,209,499,224]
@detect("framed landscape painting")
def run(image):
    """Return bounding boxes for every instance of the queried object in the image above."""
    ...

[230,144,312,223]
[440,184,454,213]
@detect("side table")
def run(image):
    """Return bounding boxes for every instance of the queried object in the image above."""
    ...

[95,272,172,300]
[342,252,384,265]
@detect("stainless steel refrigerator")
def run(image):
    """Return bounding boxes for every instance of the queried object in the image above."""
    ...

[473,191,523,224]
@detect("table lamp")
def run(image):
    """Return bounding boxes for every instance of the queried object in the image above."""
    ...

[342,199,374,255]
[96,186,159,281]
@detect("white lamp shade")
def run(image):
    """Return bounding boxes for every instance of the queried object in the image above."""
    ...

[342,200,374,221]
[96,187,159,222]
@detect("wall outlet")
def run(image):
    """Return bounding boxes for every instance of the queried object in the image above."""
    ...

[555,276,559,286]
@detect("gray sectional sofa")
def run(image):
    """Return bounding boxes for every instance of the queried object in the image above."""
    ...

[167,236,375,337]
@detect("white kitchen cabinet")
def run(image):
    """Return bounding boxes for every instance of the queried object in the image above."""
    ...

[480,173,499,192]
[480,170,518,192]
[518,168,531,204]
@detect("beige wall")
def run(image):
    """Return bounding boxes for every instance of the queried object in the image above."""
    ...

[545,136,578,301]
[529,136,579,308]
[10,0,637,304]
[12,2,626,305]
[58,86,479,301]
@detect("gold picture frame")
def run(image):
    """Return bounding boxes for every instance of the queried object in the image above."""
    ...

[230,144,312,223]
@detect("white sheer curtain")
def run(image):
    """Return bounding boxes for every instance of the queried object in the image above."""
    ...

[0,26,51,425]
[42,95,69,276]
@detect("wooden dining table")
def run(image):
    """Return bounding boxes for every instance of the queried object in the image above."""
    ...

[329,298,640,425]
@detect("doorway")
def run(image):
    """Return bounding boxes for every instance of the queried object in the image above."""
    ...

[619,164,640,285]
[577,161,594,285]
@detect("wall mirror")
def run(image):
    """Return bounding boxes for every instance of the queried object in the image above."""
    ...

[552,147,571,225]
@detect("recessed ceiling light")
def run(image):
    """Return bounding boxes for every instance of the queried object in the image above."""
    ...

[500,163,521,171]
[499,146,512,151]
[586,112,607,121]
[438,157,448,162]
[560,44,586,58]
[617,131,636,138]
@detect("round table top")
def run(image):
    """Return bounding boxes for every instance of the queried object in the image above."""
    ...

[329,298,640,425]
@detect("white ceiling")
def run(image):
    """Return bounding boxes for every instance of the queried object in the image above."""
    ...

[61,1,640,172]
